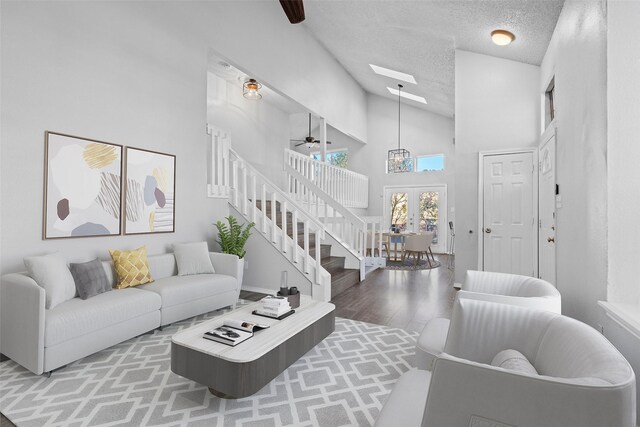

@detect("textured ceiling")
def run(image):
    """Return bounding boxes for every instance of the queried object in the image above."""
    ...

[302,0,564,117]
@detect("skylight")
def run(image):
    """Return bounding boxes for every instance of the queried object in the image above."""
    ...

[370,64,417,84]
[387,87,427,104]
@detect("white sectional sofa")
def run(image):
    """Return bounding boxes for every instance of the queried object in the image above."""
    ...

[0,252,242,375]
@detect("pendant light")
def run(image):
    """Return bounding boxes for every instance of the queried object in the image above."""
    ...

[243,78,262,100]
[387,84,411,173]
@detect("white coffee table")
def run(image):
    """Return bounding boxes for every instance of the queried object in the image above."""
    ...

[171,295,335,398]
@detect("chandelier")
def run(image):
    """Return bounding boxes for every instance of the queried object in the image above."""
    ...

[387,84,411,173]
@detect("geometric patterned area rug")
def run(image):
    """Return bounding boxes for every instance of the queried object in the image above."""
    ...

[0,301,419,426]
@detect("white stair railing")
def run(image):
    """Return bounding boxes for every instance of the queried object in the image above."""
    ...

[226,146,331,301]
[285,149,369,209]
[285,161,365,257]
[362,216,386,269]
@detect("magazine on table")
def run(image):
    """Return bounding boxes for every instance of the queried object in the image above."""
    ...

[203,319,270,346]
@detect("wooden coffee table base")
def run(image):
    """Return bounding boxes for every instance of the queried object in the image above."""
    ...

[171,310,335,399]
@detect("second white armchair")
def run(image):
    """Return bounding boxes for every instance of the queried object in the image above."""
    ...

[416,270,561,370]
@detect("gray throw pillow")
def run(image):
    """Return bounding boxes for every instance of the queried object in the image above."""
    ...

[69,258,112,300]
[24,252,77,309]
[173,242,215,276]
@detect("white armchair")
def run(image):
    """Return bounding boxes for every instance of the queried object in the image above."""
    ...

[377,299,636,427]
[416,270,561,370]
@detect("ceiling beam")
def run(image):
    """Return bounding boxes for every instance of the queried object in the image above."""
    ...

[279,0,305,24]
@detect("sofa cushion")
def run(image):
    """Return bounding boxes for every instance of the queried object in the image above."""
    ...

[69,258,112,300]
[491,349,538,376]
[136,274,237,308]
[24,252,76,309]
[147,253,178,280]
[45,288,161,347]
[173,242,215,276]
[109,246,154,289]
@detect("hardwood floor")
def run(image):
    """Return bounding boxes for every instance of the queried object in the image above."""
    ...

[0,414,13,427]
[0,259,454,426]
[243,254,457,334]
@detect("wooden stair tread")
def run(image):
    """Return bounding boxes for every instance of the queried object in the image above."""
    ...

[252,198,360,299]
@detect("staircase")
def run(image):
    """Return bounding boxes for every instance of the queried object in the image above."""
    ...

[255,200,361,298]
[283,149,386,273]
[207,127,384,302]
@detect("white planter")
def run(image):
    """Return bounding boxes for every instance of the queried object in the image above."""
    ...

[237,258,245,287]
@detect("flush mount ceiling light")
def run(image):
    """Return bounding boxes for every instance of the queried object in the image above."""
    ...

[387,86,427,105]
[387,84,411,174]
[370,64,417,84]
[491,29,515,46]
[243,78,262,100]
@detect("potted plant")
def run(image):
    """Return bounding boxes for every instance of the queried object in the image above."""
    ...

[214,215,255,285]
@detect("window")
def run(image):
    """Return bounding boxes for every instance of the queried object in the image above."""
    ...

[415,154,445,172]
[311,150,348,168]
[545,77,555,128]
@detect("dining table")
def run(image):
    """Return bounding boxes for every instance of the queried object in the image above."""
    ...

[382,231,417,262]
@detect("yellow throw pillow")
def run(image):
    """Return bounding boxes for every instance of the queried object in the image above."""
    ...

[109,246,154,289]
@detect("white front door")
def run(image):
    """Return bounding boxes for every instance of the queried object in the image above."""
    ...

[482,152,536,276]
[384,185,448,253]
[539,129,557,285]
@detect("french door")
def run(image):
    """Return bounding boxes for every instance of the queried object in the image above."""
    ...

[384,185,448,253]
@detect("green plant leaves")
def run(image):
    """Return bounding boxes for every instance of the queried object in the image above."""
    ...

[214,215,255,258]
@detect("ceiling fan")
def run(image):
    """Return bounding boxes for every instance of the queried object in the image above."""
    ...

[291,113,332,147]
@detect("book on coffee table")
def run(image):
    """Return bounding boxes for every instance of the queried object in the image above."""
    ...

[203,319,269,346]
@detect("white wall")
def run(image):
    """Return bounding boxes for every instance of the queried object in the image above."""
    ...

[454,50,541,281]
[207,73,291,188]
[604,1,640,411]
[0,1,219,272]
[195,2,368,142]
[539,0,607,328]
[0,1,366,273]
[289,95,455,226]
[607,0,640,306]
[356,95,455,221]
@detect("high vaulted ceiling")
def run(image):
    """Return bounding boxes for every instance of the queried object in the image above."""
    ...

[302,0,564,118]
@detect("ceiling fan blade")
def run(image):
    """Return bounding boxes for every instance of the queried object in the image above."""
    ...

[294,142,307,147]
[312,140,333,144]
[279,0,305,24]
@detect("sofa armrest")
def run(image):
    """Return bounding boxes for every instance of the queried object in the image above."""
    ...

[458,290,561,314]
[209,252,241,281]
[0,273,45,374]
[423,354,636,427]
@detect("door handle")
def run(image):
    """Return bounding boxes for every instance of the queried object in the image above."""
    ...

[484,228,492,234]
[547,237,555,243]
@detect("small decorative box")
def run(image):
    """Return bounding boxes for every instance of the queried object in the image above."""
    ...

[278,290,300,309]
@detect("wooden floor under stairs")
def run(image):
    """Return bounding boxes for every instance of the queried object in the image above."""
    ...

[255,200,360,298]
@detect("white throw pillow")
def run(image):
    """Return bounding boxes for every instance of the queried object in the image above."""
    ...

[173,242,215,276]
[491,349,538,376]
[24,252,76,309]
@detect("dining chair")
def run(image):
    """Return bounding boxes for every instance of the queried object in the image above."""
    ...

[365,231,388,257]
[402,231,435,267]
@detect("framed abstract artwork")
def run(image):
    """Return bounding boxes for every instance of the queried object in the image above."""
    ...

[43,132,123,239]
[124,147,176,234]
